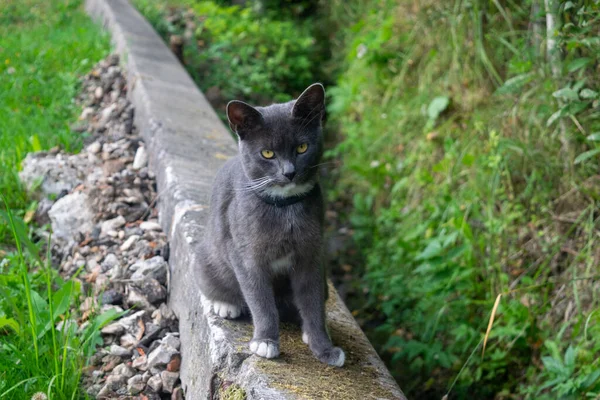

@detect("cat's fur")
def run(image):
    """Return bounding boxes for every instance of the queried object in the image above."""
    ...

[196,84,345,366]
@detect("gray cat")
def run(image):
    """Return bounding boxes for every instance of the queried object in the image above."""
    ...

[196,83,345,367]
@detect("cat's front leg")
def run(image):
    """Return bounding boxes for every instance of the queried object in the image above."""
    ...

[291,259,345,367]
[235,262,280,359]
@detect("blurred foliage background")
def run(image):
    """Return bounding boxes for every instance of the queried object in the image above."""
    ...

[138,0,600,398]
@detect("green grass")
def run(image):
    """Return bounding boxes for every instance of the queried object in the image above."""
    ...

[324,0,600,398]
[0,1,113,398]
[0,0,109,244]
[0,202,120,399]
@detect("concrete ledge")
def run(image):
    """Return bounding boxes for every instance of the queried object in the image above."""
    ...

[85,1,406,398]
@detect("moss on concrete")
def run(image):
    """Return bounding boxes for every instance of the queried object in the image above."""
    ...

[213,284,402,399]
[253,290,402,400]
[220,383,246,400]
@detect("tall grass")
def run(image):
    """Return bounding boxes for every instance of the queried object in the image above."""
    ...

[0,199,120,399]
[324,0,600,398]
[0,1,114,397]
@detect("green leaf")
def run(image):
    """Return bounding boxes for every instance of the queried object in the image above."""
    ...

[52,280,75,321]
[580,37,600,47]
[567,57,591,72]
[581,369,600,389]
[416,240,442,260]
[580,89,598,99]
[91,307,122,330]
[563,1,575,10]
[563,346,576,368]
[552,87,579,101]
[547,107,565,127]
[496,73,534,94]
[586,132,600,141]
[574,148,600,164]
[0,211,42,266]
[567,101,591,115]
[30,289,48,315]
[30,134,42,152]
[427,96,450,121]
[573,79,586,92]
[0,317,20,334]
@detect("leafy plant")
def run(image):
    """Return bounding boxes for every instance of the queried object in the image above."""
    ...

[0,201,120,399]
[133,0,321,112]
[324,0,600,398]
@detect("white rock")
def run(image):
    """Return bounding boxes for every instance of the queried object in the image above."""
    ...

[162,333,181,350]
[80,107,95,120]
[160,371,179,394]
[139,221,161,231]
[20,153,87,198]
[102,253,120,271]
[146,343,179,370]
[120,235,139,251]
[101,216,126,236]
[112,363,135,379]
[147,374,162,392]
[127,289,155,311]
[132,355,148,371]
[48,192,94,243]
[132,146,148,170]
[87,141,102,154]
[130,256,168,284]
[98,104,116,126]
[120,333,138,349]
[127,375,145,395]
[101,322,124,336]
[109,344,131,357]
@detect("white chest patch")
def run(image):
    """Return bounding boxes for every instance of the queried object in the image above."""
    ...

[270,253,293,274]
[264,182,314,198]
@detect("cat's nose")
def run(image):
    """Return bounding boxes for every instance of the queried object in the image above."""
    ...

[283,171,296,181]
[282,162,296,181]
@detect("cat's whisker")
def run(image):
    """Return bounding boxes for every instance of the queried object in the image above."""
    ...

[248,177,271,184]
[235,179,273,192]
[309,161,335,169]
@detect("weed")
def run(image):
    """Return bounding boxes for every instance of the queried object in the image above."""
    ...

[0,198,120,399]
[132,0,320,113]
[324,0,600,397]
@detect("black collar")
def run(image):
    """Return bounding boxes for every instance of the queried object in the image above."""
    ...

[255,184,319,207]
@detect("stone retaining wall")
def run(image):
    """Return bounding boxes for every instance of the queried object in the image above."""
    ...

[85,0,406,398]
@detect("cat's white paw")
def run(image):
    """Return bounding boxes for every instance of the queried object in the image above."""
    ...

[211,300,241,319]
[249,340,279,359]
[302,332,310,345]
[332,348,345,367]
[318,347,345,367]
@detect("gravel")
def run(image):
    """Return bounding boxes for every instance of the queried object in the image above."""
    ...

[20,55,182,398]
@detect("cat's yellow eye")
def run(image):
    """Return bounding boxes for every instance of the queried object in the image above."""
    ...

[297,143,308,154]
[261,149,275,159]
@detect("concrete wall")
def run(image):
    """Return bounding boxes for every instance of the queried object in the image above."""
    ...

[85,1,406,398]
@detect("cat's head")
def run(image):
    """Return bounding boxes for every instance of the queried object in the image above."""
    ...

[226,83,325,198]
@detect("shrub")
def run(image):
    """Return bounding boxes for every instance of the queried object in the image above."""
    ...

[133,0,321,111]
[324,0,600,397]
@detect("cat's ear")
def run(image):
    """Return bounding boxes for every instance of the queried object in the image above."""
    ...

[292,83,325,124]
[226,101,264,139]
